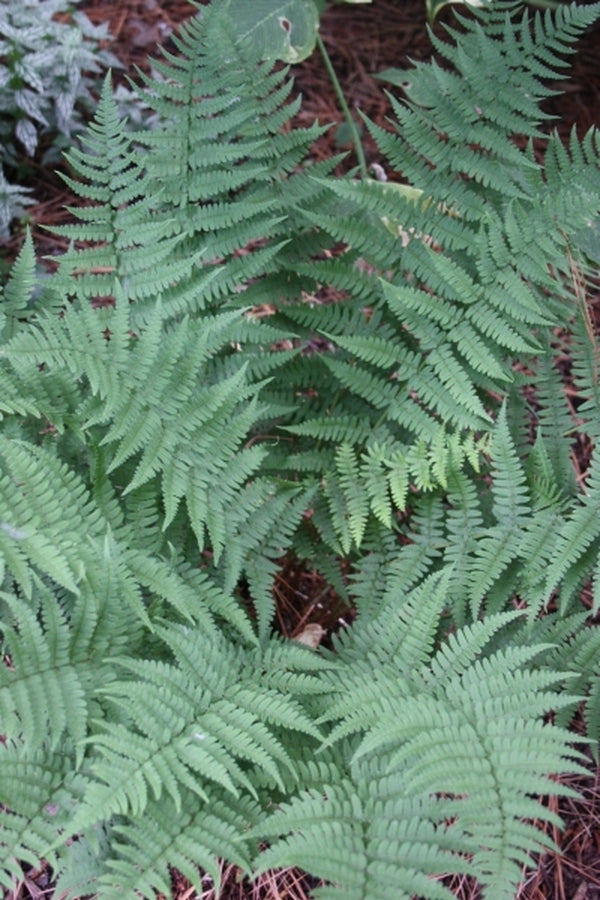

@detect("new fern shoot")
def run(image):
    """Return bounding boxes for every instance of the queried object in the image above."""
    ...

[1,2,599,898]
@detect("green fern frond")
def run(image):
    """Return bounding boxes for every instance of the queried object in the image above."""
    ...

[0,437,103,595]
[0,427,243,635]
[128,4,334,320]
[542,462,600,613]
[568,286,600,445]
[0,229,36,342]
[586,675,600,760]
[514,611,600,748]
[282,414,377,446]
[332,566,451,678]
[330,442,370,552]
[529,347,578,496]
[342,494,447,616]
[5,292,275,577]
[3,284,131,414]
[257,775,472,900]
[232,483,317,640]
[48,77,187,313]
[441,469,484,626]
[0,744,84,891]
[259,605,582,900]
[353,654,582,898]
[67,621,326,834]
[0,592,88,750]
[467,404,531,615]
[2,0,599,895]
[82,791,256,900]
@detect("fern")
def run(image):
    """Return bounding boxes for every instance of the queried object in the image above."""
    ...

[0,744,85,892]
[466,404,531,615]
[0,591,88,749]
[258,576,585,900]
[1,0,600,897]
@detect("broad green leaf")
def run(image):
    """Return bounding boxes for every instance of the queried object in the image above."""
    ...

[426,0,485,23]
[222,0,320,62]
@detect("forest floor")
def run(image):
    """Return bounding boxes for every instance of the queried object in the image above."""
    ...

[4,1,600,898]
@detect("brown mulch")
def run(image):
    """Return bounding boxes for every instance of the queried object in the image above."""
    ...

[2,2,600,899]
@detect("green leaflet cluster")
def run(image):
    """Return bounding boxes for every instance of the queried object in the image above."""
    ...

[0,1,599,898]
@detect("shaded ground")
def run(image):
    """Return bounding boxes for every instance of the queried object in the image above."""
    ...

[3,1,600,898]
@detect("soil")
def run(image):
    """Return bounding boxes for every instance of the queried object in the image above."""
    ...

[2,1,600,899]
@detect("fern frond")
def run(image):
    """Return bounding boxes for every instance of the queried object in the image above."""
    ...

[514,611,600,748]
[232,483,317,641]
[3,283,132,414]
[568,282,600,445]
[2,0,599,895]
[69,622,325,834]
[48,77,187,313]
[542,461,600,613]
[87,790,257,900]
[0,229,37,342]
[257,775,471,900]
[0,437,103,596]
[0,744,84,891]
[259,606,582,900]
[0,592,89,750]
[467,404,531,616]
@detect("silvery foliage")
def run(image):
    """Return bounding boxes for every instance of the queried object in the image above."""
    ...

[0,0,120,237]
[0,170,33,241]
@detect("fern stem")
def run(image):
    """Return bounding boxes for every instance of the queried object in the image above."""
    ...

[315,33,368,179]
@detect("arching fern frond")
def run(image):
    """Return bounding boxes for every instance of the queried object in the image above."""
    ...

[67,790,258,900]
[0,437,106,596]
[0,229,36,343]
[258,594,583,900]
[541,460,600,614]
[0,744,84,892]
[0,591,88,750]
[2,0,600,896]
[65,622,328,856]
[49,76,190,314]
[257,773,473,900]
[295,0,600,524]
[467,404,531,615]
